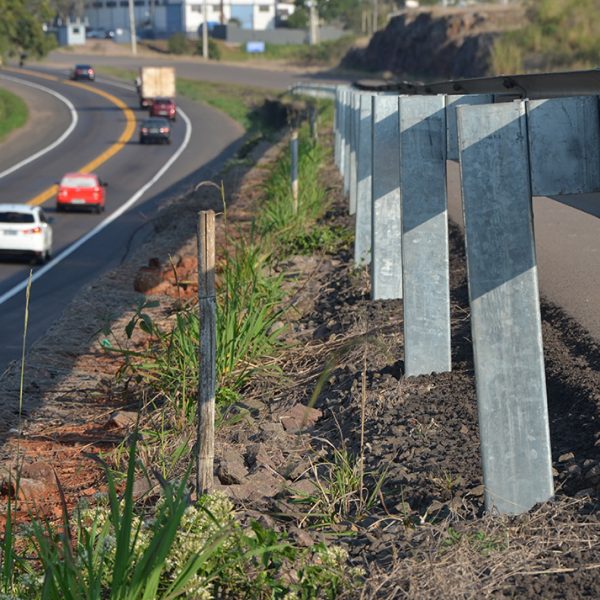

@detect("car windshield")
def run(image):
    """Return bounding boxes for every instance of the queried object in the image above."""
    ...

[61,176,96,188]
[76,65,91,70]
[144,119,168,127]
[0,212,35,223]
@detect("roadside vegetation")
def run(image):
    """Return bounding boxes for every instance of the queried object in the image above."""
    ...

[0,87,28,141]
[144,34,356,68]
[0,0,56,59]
[491,0,600,73]
[0,89,364,597]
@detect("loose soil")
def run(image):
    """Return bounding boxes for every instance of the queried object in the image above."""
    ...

[0,120,598,598]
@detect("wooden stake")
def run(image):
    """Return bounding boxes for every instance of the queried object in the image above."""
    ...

[196,210,216,498]
[290,130,299,214]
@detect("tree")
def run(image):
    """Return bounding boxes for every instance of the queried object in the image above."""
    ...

[294,0,363,31]
[0,0,54,57]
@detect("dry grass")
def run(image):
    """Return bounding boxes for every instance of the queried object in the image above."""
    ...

[358,497,600,599]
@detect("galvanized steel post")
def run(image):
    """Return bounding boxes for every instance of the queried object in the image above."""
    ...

[527,97,600,195]
[349,91,360,215]
[371,94,402,300]
[344,89,352,196]
[445,94,494,161]
[400,95,451,377]
[457,101,554,515]
[355,93,374,265]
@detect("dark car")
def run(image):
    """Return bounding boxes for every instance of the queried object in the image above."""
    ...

[150,97,176,121]
[139,117,171,144]
[71,64,95,81]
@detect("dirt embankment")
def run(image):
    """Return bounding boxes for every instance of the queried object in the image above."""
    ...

[342,5,523,80]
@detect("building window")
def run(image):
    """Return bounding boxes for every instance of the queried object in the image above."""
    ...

[72,27,80,33]
[120,1,128,6]
[258,5,270,11]
[212,5,220,12]
[191,5,202,12]
[134,0,144,5]
[106,1,116,6]
[92,1,103,7]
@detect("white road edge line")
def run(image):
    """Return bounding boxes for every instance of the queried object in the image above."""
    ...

[0,104,192,307]
[0,74,78,180]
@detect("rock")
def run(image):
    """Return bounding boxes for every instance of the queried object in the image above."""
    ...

[584,464,600,484]
[558,452,575,463]
[216,450,249,485]
[279,404,322,432]
[106,410,138,429]
[288,478,318,497]
[289,526,315,547]
[467,484,485,497]
[245,443,273,470]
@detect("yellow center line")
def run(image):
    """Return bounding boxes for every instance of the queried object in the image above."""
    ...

[4,70,137,207]
[3,66,59,81]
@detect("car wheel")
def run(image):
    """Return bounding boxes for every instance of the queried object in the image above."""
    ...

[140,136,145,144]
[167,138,172,145]
[95,204,103,214]
[56,204,62,212]
[36,250,49,265]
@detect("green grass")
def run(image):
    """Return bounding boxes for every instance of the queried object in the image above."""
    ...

[140,36,356,67]
[176,78,278,131]
[97,67,278,132]
[0,87,28,141]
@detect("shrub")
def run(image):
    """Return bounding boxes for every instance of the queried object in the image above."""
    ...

[168,32,190,55]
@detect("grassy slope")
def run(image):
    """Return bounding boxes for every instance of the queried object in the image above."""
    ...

[491,0,600,74]
[0,87,28,141]
[97,66,276,131]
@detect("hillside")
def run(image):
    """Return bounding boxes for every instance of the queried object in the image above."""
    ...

[342,4,524,80]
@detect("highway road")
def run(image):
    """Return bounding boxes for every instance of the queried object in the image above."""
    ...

[0,66,243,371]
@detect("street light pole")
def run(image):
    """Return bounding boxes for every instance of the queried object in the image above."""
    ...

[128,0,137,55]
[202,0,209,59]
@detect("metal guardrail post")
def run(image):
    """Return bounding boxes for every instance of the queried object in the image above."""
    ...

[334,87,341,169]
[371,95,402,300]
[445,94,494,161]
[355,93,374,266]
[349,91,360,215]
[400,95,451,377]
[344,89,352,196]
[527,97,600,195]
[457,101,554,515]
[339,88,347,177]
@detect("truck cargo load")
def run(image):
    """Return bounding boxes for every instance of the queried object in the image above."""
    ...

[136,67,176,108]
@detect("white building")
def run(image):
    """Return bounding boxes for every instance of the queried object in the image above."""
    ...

[85,0,284,36]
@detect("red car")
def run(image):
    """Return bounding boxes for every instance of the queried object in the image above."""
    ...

[56,172,107,213]
[150,97,176,121]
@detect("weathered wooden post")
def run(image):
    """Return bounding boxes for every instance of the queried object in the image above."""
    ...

[309,102,318,141]
[197,210,216,497]
[290,129,299,213]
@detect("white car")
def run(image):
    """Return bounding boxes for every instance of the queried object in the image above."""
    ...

[0,204,53,263]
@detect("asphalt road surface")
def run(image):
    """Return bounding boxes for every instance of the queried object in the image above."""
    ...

[0,67,243,371]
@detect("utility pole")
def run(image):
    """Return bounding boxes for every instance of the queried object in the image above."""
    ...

[373,0,378,33]
[202,0,209,58]
[308,1,319,45]
[128,0,137,55]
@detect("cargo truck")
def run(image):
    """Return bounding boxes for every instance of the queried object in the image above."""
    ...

[136,67,176,109]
